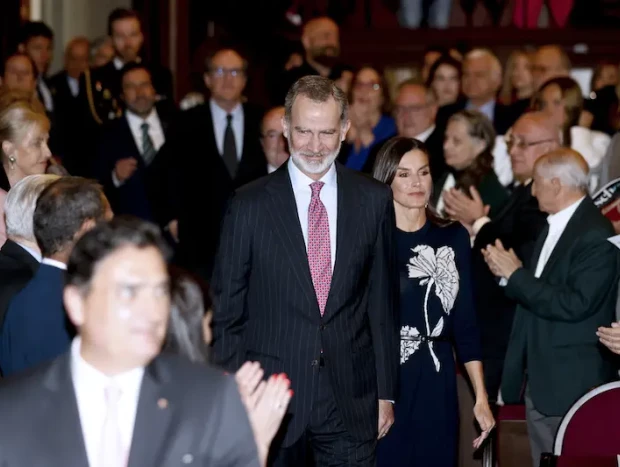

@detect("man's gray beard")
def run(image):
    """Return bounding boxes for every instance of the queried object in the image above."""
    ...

[290,144,341,175]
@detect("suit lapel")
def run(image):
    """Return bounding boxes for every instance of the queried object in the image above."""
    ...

[266,166,320,314]
[42,354,89,466]
[325,166,360,314]
[127,357,173,467]
[540,198,590,278]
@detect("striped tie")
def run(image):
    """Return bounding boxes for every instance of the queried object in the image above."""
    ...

[141,122,156,165]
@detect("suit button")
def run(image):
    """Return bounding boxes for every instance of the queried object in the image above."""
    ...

[319,324,325,331]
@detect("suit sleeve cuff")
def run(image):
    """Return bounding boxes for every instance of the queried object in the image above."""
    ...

[472,216,491,236]
[111,170,124,187]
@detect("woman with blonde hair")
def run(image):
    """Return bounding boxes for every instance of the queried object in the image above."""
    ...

[499,50,534,118]
[0,101,53,246]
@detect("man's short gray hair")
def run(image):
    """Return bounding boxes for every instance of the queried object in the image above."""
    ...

[534,148,590,192]
[284,75,348,126]
[4,174,59,242]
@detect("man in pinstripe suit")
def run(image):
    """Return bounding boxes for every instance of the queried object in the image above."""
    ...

[212,76,399,466]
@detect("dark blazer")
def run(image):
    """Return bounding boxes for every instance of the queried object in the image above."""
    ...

[501,198,620,416]
[455,100,521,136]
[0,351,260,466]
[0,240,39,330]
[95,111,172,223]
[471,183,547,397]
[159,102,266,280]
[0,264,72,377]
[211,162,399,447]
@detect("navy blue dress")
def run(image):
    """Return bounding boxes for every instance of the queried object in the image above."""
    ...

[377,221,482,467]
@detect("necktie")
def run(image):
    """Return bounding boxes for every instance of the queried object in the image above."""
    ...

[223,114,238,177]
[98,384,125,467]
[140,122,156,165]
[308,182,332,315]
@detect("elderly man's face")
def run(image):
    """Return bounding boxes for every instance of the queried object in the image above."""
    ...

[462,56,500,102]
[531,169,558,214]
[66,245,170,373]
[261,107,289,169]
[66,41,89,79]
[394,85,437,138]
[507,117,557,181]
[532,47,568,90]
[283,95,349,179]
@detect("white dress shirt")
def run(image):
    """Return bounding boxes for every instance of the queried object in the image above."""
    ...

[534,197,585,278]
[414,124,436,143]
[267,163,278,174]
[435,173,456,215]
[67,75,80,97]
[288,159,337,270]
[112,109,165,187]
[71,337,144,467]
[41,257,66,270]
[113,56,141,71]
[37,78,54,113]
[210,99,244,160]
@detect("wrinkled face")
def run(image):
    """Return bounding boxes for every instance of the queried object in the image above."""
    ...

[391,149,433,210]
[24,36,53,75]
[111,18,143,63]
[443,119,484,170]
[431,64,460,106]
[462,55,500,102]
[282,95,349,178]
[537,84,566,128]
[531,169,557,214]
[261,107,289,169]
[122,68,156,117]
[351,67,383,110]
[394,85,436,138]
[511,54,533,91]
[507,118,556,181]
[204,50,247,105]
[3,55,36,93]
[66,41,90,79]
[2,121,52,179]
[304,19,340,59]
[65,245,171,371]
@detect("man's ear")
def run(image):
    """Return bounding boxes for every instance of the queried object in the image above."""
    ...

[64,285,85,328]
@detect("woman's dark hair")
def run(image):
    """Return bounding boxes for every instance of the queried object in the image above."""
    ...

[532,76,583,147]
[164,270,211,364]
[349,65,392,114]
[372,136,451,227]
[426,55,462,95]
[447,110,496,193]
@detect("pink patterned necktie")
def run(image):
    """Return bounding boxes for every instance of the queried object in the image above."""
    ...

[308,181,332,316]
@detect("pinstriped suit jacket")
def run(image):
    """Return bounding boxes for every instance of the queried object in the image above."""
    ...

[211,162,399,446]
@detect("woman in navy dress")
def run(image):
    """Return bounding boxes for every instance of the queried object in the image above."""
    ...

[373,137,495,466]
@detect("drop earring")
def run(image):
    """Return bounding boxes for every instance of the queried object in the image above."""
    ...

[8,157,16,170]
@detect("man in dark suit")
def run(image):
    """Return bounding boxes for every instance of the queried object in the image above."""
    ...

[0,177,111,377]
[483,148,620,465]
[462,49,522,135]
[443,112,560,400]
[95,63,172,223]
[211,76,399,466]
[159,48,265,280]
[18,21,55,115]
[0,174,59,330]
[77,8,174,173]
[0,217,259,466]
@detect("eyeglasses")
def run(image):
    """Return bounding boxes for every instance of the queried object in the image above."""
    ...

[209,67,244,78]
[504,137,556,151]
[354,81,381,91]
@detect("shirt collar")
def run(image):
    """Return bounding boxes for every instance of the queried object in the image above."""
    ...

[70,337,144,390]
[113,56,141,70]
[15,242,41,262]
[209,98,242,121]
[414,124,436,142]
[467,99,495,112]
[547,196,585,230]
[287,157,337,190]
[126,108,158,129]
[42,257,67,270]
